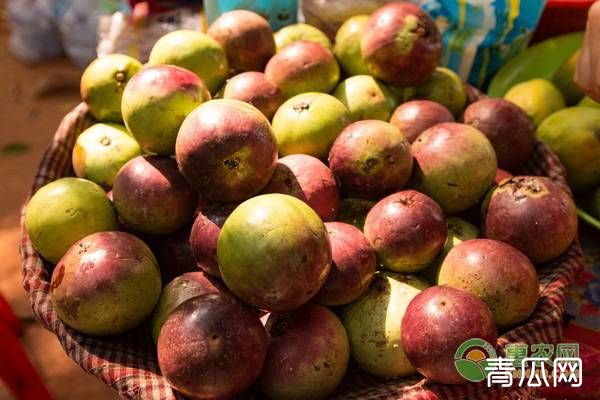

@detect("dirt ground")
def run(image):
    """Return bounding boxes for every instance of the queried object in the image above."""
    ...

[0,6,119,400]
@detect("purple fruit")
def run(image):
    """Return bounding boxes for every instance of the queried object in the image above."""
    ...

[464,98,536,171]
[328,120,413,200]
[364,190,447,272]
[155,228,200,283]
[262,154,340,221]
[189,203,237,278]
[222,71,284,119]
[389,100,454,143]
[314,222,377,306]
[482,176,578,263]
[401,286,497,384]
[112,155,198,235]
[158,293,267,399]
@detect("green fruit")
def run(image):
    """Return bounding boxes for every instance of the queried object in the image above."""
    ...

[217,194,332,312]
[333,75,396,121]
[336,198,375,231]
[342,272,430,378]
[274,23,332,51]
[25,178,118,263]
[148,30,229,94]
[80,54,142,122]
[272,92,351,159]
[553,49,584,106]
[72,123,142,189]
[334,15,370,76]
[594,187,600,219]
[420,217,479,283]
[537,107,600,191]
[403,67,466,117]
[579,96,600,109]
[504,79,566,126]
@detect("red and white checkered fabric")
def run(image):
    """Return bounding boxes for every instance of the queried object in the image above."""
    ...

[19,104,586,399]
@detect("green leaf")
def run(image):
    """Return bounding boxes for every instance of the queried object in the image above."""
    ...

[454,359,486,382]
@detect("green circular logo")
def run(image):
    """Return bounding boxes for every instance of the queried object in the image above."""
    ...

[454,338,498,382]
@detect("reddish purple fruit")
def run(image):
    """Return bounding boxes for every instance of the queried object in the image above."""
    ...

[113,155,198,235]
[258,304,350,400]
[207,10,275,73]
[494,168,513,185]
[189,202,237,278]
[262,154,340,221]
[389,100,454,143]
[150,271,224,342]
[265,41,340,99]
[482,176,578,263]
[361,3,441,86]
[328,120,413,200]
[158,293,267,399]
[222,71,284,119]
[401,286,497,384]
[314,222,377,306]
[156,228,200,283]
[464,98,536,171]
[176,99,278,202]
[364,190,447,272]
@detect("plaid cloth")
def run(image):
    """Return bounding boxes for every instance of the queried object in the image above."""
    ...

[19,103,586,400]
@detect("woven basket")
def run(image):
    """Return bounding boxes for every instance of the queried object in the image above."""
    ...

[20,103,586,400]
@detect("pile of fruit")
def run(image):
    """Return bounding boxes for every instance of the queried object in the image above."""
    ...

[24,2,581,399]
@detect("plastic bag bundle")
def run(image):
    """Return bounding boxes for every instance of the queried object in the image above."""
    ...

[419,0,547,87]
[6,0,62,63]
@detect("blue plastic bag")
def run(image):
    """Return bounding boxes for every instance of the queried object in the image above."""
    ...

[418,0,547,87]
[204,0,298,31]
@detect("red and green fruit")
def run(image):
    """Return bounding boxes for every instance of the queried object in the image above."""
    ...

[262,154,339,221]
[504,79,565,126]
[50,231,161,335]
[112,155,198,235]
[328,120,413,199]
[464,98,536,171]
[333,75,397,122]
[272,92,351,159]
[80,54,142,122]
[258,304,349,400]
[342,272,429,377]
[336,198,375,231]
[361,2,441,86]
[25,177,118,263]
[265,41,340,99]
[314,222,376,306]
[217,194,331,312]
[364,190,447,272]
[151,271,223,342]
[403,67,467,117]
[274,23,332,52]
[72,123,142,189]
[158,294,267,399]
[482,176,578,263]
[148,30,228,94]
[207,10,275,73]
[334,15,370,76]
[411,122,497,213]
[536,106,600,191]
[494,168,513,185]
[389,100,454,143]
[121,65,210,155]
[552,49,584,105]
[401,286,497,384]
[176,99,278,202]
[189,202,238,278]
[438,239,539,327]
[222,71,284,120]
